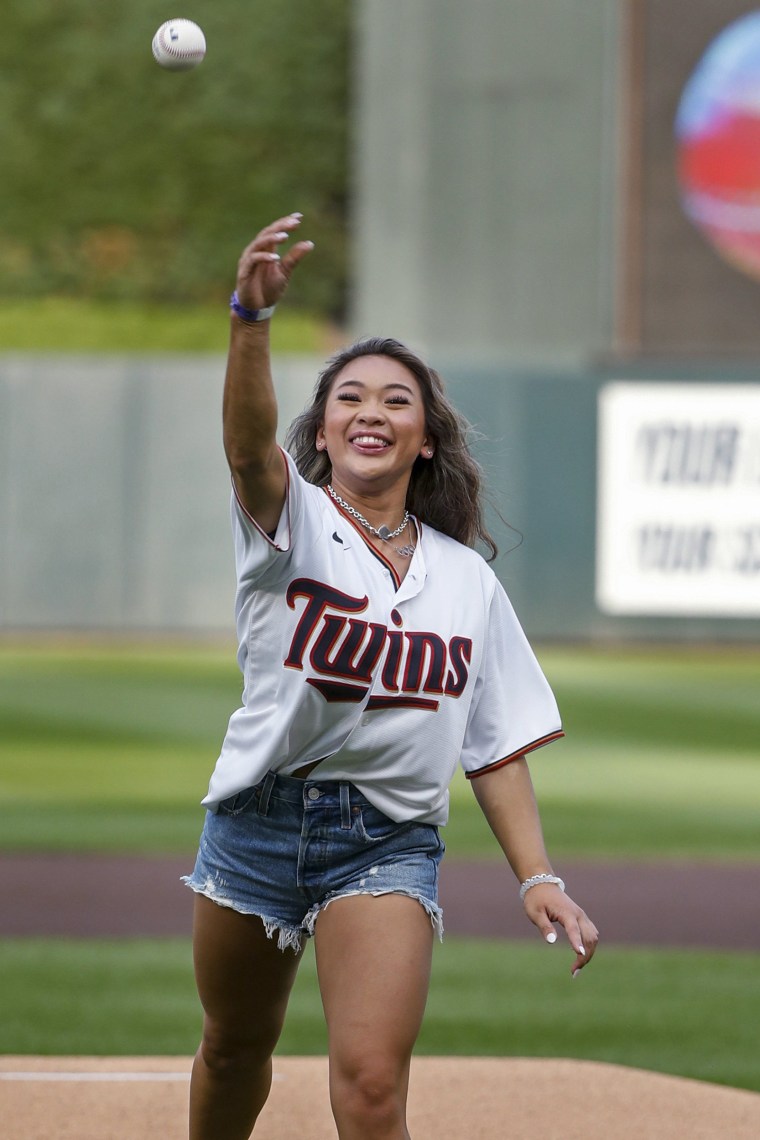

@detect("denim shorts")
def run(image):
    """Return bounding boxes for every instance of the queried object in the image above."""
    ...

[182,771,445,952]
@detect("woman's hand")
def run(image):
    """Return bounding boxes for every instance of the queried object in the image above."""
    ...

[235,213,314,312]
[523,883,599,977]
[470,757,600,978]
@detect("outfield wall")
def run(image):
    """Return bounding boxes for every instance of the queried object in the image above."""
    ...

[1,356,758,641]
[0,355,318,634]
[444,358,760,641]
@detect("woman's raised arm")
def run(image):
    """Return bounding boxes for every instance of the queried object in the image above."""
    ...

[223,213,314,530]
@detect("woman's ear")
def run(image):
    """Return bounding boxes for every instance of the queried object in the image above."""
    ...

[316,425,326,452]
[421,440,434,459]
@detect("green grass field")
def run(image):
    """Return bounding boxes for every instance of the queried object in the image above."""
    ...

[1,642,758,860]
[1,641,759,1087]
[1,937,758,1093]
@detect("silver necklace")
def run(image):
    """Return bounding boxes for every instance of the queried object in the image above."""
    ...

[326,484,416,558]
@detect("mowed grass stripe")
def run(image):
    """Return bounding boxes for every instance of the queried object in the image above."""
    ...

[0,643,758,860]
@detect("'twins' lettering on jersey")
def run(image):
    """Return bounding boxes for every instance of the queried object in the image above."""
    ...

[283,579,473,711]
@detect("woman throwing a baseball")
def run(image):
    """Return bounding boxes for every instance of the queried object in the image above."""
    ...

[184,213,598,1140]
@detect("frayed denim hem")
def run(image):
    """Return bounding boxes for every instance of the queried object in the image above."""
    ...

[303,888,444,942]
[181,875,304,953]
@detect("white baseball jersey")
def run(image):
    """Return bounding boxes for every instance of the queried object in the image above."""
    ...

[202,450,563,825]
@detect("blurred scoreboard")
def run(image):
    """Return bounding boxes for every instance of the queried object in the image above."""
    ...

[624,0,760,357]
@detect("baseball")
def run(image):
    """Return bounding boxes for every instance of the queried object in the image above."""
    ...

[152,19,206,71]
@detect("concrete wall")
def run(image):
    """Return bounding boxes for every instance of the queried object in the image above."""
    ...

[353,0,622,367]
[0,355,319,632]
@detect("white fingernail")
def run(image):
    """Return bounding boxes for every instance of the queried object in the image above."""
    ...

[275,232,289,239]
[269,253,280,260]
[545,932,557,944]
[577,944,586,956]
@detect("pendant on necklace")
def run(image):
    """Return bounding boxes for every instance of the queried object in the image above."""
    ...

[377,525,392,541]
[394,543,416,557]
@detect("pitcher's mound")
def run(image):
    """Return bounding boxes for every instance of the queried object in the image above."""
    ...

[1,1055,759,1139]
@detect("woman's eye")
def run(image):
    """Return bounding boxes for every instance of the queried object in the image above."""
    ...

[336,393,360,402]
[386,396,410,405]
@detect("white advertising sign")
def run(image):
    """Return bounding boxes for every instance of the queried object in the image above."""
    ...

[596,383,760,616]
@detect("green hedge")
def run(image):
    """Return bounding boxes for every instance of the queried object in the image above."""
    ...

[0,1,350,315]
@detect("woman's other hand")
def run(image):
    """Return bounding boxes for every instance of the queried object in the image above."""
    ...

[523,883,599,977]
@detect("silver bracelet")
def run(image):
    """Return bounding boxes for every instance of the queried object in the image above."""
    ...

[519,873,565,902]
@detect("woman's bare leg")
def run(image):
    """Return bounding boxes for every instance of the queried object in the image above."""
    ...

[189,895,303,1140]
[314,894,435,1140]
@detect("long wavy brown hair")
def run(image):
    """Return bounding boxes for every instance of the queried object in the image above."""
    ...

[284,337,498,560]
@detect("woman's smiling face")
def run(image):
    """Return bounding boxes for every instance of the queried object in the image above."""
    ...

[316,355,432,493]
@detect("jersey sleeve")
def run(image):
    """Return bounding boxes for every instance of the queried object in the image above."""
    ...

[230,448,304,585]
[460,579,564,778]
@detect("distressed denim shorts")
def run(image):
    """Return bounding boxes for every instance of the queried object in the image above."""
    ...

[182,771,445,952]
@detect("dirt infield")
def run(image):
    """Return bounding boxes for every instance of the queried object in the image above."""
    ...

[1,1055,759,1139]
[3,852,760,948]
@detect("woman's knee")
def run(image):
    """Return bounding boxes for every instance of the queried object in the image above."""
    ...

[199,1014,280,1076]
[330,1056,407,1128]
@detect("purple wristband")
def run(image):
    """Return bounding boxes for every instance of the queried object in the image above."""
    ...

[229,290,276,323]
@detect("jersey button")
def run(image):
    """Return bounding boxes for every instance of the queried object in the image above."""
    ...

[307,787,322,801]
